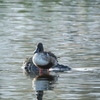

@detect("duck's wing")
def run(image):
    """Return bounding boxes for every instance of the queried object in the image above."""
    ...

[47,52,58,61]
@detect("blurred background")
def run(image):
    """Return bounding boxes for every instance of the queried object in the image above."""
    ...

[0,0,100,100]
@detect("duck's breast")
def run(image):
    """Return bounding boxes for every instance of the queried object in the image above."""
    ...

[33,53,49,66]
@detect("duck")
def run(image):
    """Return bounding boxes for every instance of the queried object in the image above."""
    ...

[32,43,58,72]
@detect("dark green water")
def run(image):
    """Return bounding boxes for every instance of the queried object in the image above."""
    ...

[0,0,100,100]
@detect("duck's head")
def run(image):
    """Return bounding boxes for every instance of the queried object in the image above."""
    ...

[34,43,44,54]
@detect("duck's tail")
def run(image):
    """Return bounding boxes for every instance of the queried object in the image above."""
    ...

[49,63,71,72]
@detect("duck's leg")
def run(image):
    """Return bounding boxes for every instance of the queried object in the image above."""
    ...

[47,69,49,74]
[39,68,42,74]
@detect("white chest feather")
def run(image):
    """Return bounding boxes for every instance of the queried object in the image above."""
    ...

[32,53,49,66]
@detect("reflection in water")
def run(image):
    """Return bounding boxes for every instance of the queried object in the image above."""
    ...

[33,74,58,91]
[32,74,58,100]
[22,68,58,100]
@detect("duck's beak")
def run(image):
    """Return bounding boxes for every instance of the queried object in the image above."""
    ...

[34,48,39,54]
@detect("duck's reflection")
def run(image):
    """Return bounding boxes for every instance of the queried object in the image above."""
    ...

[33,74,58,91]
[23,70,58,100]
[32,73,58,100]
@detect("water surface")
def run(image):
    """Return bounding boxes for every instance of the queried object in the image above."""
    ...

[0,0,100,100]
